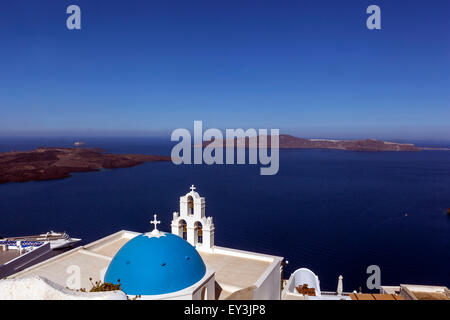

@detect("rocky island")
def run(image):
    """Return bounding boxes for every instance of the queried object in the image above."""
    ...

[277,135,422,151]
[204,134,445,152]
[0,148,170,184]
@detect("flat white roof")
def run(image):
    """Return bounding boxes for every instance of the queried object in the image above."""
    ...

[198,246,282,298]
[10,230,138,291]
[10,230,283,299]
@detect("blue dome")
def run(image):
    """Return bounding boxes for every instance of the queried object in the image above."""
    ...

[104,233,206,295]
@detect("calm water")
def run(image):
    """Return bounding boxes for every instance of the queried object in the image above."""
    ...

[1,137,449,291]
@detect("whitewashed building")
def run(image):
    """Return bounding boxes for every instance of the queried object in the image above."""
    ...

[2,185,283,300]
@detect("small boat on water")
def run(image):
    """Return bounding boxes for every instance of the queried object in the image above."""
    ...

[0,231,81,250]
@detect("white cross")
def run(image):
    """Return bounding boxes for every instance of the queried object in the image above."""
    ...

[150,214,161,232]
[190,184,196,192]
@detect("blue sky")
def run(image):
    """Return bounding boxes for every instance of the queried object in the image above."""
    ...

[0,0,449,140]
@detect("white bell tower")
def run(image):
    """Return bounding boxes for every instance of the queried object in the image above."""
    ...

[171,185,215,250]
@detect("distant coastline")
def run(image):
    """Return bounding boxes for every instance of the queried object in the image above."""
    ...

[1,135,449,184]
[204,134,450,152]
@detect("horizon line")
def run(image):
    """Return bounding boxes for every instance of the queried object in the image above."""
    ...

[0,132,450,143]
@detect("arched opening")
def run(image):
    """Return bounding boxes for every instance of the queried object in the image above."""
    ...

[187,196,194,215]
[194,221,203,245]
[179,219,187,240]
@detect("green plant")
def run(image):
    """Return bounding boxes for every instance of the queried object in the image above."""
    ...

[88,277,121,292]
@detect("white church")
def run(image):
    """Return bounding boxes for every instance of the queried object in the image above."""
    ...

[1,185,353,300]
[1,186,286,300]
[3,186,445,300]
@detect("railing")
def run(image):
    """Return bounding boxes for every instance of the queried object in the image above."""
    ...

[0,241,45,247]
[321,291,352,296]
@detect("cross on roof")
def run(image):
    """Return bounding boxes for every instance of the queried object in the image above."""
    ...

[190,184,196,192]
[150,214,161,232]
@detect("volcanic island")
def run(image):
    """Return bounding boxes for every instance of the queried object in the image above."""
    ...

[204,134,445,152]
[0,147,170,184]
[1,135,447,184]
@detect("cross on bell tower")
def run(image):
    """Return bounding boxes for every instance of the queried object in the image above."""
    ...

[190,184,196,192]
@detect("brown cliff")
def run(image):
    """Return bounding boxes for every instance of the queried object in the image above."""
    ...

[0,147,170,184]
[203,134,424,152]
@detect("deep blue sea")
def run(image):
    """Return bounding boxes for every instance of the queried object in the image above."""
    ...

[1,137,449,292]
